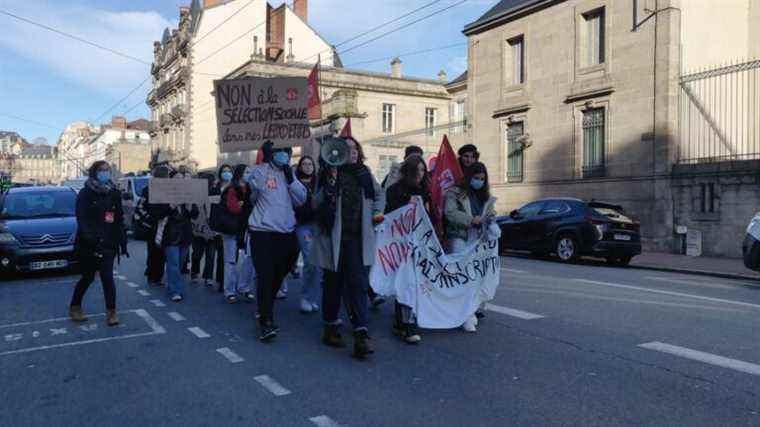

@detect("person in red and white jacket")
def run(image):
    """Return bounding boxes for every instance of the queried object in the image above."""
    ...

[220,164,255,304]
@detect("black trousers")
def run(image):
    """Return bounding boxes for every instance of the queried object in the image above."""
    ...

[71,250,116,310]
[191,236,217,280]
[323,239,369,331]
[249,231,299,323]
[146,235,165,284]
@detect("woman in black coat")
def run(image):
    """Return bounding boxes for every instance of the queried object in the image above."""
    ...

[384,155,431,344]
[69,161,128,326]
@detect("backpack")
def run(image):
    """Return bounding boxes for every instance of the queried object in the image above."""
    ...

[209,187,242,235]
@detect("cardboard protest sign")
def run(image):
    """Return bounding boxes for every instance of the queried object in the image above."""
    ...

[214,76,311,153]
[370,198,501,329]
[148,178,209,205]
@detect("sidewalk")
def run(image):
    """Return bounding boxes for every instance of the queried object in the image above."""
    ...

[631,252,760,282]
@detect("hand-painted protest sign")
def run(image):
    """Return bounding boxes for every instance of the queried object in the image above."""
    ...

[370,197,501,329]
[214,76,311,153]
[148,178,209,205]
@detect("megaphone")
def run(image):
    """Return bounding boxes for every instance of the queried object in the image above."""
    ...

[320,136,350,167]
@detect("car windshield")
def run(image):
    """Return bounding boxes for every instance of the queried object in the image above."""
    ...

[0,191,76,219]
[133,178,149,196]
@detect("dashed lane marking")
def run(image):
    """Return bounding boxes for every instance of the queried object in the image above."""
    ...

[309,416,342,427]
[137,290,150,297]
[115,275,127,280]
[573,279,760,310]
[188,327,210,338]
[485,303,545,320]
[149,299,166,307]
[126,282,140,288]
[645,276,738,290]
[639,342,760,376]
[254,375,292,396]
[501,268,527,274]
[167,312,185,321]
[216,347,244,363]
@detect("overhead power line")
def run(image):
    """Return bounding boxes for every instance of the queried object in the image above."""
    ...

[0,112,61,130]
[92,78,150,124]
[346,42,468,67]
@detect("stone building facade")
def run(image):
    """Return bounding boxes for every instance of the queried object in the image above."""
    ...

[464,0,759,254]
[147,0,335,171]
[14,145,60,185]
[106,142,153,176]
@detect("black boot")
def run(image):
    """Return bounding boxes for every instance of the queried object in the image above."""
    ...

[322,324,346,348]
[353,329,374,359]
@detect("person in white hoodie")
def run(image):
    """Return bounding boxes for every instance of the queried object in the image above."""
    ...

[247,141,307,341]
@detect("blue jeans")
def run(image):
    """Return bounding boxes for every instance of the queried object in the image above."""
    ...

[296,224,322,305]
[164,245,188,297]
[222,234,254,297]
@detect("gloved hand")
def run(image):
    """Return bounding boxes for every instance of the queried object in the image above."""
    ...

[372,213,385,225]
[282,164,294,185]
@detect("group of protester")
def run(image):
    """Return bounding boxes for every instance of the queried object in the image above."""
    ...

[67,138,495,360]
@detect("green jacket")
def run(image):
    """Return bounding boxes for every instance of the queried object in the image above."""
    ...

[444,186,496,240]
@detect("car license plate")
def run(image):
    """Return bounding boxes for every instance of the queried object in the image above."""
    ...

[614,234,631,241]
[29,260,68,271]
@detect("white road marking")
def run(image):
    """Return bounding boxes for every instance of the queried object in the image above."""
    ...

[254,375,292,396]
[137,290,150,296]
[485,303,545,320]
[4,333,22,342]
[79,324,98,332]
[0,309,166,357]
[115,275,127,280]
[49,328,67,336]
[501,268,527,274]
[126,282,140,288]
[216,347,244,363]
[573,279,760,310]
[309,415,342,427]
[149,299,166,307]
[167,312,185,321]
[32,331,40,338]
[639,342,760,376]
[645,276,737,290]
[509,287,747,313]
[188,327,210,338]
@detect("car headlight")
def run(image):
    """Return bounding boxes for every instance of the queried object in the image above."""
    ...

[0,232,18,244]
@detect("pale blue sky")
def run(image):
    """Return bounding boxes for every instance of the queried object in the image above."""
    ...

[0,0,493,145]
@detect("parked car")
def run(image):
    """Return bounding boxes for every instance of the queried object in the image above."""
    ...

[0,186,79,275]
[61,177,88,192]
[118,176,150,232]
[742,212,760,271]
[496,198,642,265]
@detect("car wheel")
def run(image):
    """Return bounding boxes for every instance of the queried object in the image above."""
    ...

[555,235,578,262]
[607,256,632,266]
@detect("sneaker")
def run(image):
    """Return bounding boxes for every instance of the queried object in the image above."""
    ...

[461,315,477,333]
[275,289,288,300]
[171,294,183,303]
[311,302,320,312]
[300,298,314,313]
[475,310,486,320]
[190,274,199,283]
[242,292,255,303]
[403,324,422,344]
[226,295,238,304]
[205,279,214,287]
[259,321,278,342]
[370,295,386,309]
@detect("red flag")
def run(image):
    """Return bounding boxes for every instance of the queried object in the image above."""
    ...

[430,135,463,236]
[255,148,264,165]
[307,57,321,120]
[339,118,353,138]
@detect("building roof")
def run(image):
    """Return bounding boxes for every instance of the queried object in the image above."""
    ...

[463,0,545,35]
[127,119,151,131]
[446,71,467,88]
[20,144,53,157]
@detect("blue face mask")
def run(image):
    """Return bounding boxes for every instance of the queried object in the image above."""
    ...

[97,171,111,184]
[273,151,290,167]
[470,178,485,190]
[242,170,252,181]
[221,171,233,182]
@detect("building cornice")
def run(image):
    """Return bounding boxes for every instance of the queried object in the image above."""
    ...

[463,0,563,36]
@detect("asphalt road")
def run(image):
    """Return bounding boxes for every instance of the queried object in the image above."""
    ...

[1,241,759,426]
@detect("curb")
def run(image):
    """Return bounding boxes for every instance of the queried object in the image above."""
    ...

[629,264,760,285]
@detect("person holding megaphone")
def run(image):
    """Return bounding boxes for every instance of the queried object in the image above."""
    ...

[312,136,385,360]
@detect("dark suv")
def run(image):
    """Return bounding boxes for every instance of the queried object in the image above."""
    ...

[0,186,79,275]
[497,198,642,265]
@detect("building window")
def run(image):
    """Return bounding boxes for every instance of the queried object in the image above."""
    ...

[698,183,717,213]
[382,103,395,134]
[584,8,605,66]
[508,36,525,85]
[582,108,605,177]
[425,108,437,136]
[378,154,398,180]
[507,122,524,182]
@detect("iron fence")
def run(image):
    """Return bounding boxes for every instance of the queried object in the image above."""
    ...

[679,58,760,164]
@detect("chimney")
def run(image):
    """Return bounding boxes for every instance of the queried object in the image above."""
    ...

[203,0,223,8]
[112,116,127,129]
[287,37,295,62]
[294,0,308,22]
[391,57,402,78]
[438,70,448,83]
[253,35,260,59]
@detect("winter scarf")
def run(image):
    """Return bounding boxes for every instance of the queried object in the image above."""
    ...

[84,177,115,195]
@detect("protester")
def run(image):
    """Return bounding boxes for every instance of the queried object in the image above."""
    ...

[190,172,218,286]
[443,161,496,332]
[313,137,385,359]
[220,164,256,304]
[134,171,164,287]
[178,167,193,275]
[294,155,321,313]
[382,145,424,188]
[69,161,128,327]
[457,144,480,173]
[149,166,198,302]
[384,155,431,344]
[211,165,233,290]
[248,142,306,341]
